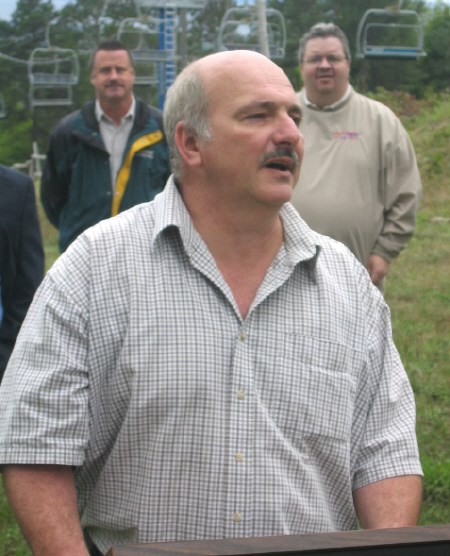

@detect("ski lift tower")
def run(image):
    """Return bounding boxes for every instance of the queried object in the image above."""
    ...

[136,1,207,109]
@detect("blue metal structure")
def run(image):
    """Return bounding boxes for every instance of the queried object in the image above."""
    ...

[136,1,207,108]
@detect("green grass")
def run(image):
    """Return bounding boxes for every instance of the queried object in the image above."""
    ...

[385,216,450,525]
[382,90,450,526]
[1,93,449,553]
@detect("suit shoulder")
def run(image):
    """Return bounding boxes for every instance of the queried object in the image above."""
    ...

[0,165,33,193]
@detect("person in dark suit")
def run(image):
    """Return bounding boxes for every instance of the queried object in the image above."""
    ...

[0,164,45,381]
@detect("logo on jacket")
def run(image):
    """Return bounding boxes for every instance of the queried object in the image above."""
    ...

[136,150,155,159]
[333,131,362,140]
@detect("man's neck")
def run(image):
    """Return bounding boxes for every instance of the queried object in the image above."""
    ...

[99,97,133,126]
[208,221,284,319]
[181,183,284,318]
[304,85,350,110]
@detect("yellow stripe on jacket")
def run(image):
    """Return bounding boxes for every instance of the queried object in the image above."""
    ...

[112,130,163,216]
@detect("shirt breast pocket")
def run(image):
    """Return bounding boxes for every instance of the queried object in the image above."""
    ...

[258,334,359,443]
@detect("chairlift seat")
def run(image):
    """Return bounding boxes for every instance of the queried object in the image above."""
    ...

[117,15,176,87]
[355,8,426,60]
[218,7,286,59]
[28,48,80,84]
[364,46,426,59]
[30,73,79,86]
[28,47,79,109]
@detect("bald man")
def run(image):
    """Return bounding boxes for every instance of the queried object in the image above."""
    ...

[0,51,422,556]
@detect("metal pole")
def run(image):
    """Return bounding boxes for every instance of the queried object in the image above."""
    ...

[256,0,269,57]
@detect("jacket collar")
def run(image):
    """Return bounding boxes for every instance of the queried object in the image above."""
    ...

[300,85,353,112]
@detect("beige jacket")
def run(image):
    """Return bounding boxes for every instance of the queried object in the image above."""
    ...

[291,86,422,265]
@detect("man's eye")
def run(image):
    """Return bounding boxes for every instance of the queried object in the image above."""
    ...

[248,113,267,120]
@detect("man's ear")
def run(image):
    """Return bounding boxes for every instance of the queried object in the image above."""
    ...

[174,121,202,169]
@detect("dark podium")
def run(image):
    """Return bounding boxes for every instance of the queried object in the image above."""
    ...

[106,524,450,555]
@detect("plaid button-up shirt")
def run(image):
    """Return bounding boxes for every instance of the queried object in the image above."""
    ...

[0,178,422,553]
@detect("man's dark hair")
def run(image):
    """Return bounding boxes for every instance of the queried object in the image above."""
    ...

[89,39,135,73]
[298,23,351,64]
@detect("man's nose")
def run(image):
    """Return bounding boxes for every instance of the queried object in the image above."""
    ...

[318,56,332,68]
[274,115,301,146]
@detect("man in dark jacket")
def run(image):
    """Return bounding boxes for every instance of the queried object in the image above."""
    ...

[0,165,44,381]
[41,40,170,252]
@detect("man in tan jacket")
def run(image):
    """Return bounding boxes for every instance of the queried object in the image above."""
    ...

[291,23,422,289]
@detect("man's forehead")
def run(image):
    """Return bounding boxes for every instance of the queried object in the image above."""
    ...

[305,36,344,53]
[206,64,293,96]
[200,50,287,81]
[94,50,130,64]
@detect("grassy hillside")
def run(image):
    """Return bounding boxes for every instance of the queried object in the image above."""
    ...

[380,90,450,525]
[0,92,449,555]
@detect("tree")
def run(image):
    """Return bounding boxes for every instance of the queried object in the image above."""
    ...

[0,0,446,166]
[420,2,450,92]
[11,0,55,41]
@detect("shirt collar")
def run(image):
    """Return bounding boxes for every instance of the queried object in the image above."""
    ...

[301,85,352,111]
[152,177,321,268]
[280,203,321,269]
[95,96,136,124]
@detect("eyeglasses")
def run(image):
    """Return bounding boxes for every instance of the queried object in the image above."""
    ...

[304,55,346,66]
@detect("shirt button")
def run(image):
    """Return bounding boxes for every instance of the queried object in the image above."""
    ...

[234,452,244,463]
[239,330,246,341]
[232,512,242,523]
[237,389,245,400]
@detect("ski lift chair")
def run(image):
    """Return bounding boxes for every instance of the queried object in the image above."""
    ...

[117,16,164,85]
[218,7,286,59]
[356,8,426,59]
[28,47,80,109]
[99,0,141,39]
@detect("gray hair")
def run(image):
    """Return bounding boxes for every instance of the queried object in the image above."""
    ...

[163,62,212,181]
[298,23,351,64]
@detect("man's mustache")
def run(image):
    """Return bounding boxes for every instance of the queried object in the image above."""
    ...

[260,148,300,170]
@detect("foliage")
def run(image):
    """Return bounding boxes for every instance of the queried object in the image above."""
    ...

[420,3,450,92]
[0,116,33,167]
[380,90,450,527]
[0,0,449,164]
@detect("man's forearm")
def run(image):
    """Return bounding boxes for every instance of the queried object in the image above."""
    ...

[353,475,423,529]
[3,464,89,556]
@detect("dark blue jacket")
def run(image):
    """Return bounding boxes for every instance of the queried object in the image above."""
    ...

[0,165,44,380]
[41,99,170,252]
